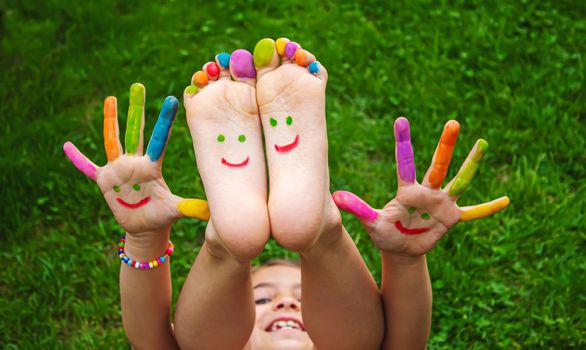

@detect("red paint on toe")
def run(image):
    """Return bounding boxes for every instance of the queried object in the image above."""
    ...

[206,63,220,77]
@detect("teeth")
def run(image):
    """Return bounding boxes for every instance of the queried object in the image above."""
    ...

[269,320,302,332]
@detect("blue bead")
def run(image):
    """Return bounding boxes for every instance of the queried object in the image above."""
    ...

[309,61,319,74]
[160,256,165,263]
[217,52,230,68]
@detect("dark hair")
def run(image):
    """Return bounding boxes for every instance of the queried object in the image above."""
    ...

[252,259,300,274]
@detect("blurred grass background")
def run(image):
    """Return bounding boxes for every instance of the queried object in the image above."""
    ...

[1,0,584,348]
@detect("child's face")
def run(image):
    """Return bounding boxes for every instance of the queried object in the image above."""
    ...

[248,265,313,350]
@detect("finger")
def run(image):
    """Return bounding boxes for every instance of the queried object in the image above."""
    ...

[125,83,146,155]
[332,191,379,223]
[177,198,210,221]
[394,117,416,185]
[63,142,98,181]
[146,96,178,163]
[459,196,510,222]
[445,139,488,197]
[422,120,460,189]
[103,96,122,162]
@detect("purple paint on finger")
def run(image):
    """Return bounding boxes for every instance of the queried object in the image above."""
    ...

[63,141,97,181]
[332,191,379,222]
[230,49,256,79]
[394,117,416,183]
[285,42,299,59]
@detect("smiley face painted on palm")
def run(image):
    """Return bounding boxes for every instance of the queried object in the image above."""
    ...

[217,133,249,167]
[112,183,151,209]
[269,115,299,153]
[394,207,432,235]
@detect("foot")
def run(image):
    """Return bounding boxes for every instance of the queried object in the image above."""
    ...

[184,50,269,261]
[254,38,341,252]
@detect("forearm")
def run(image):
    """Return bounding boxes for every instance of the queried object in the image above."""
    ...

[174,223,255,350]
[120,228,178,350]
[300,224,384,350]
[380,252,431,350]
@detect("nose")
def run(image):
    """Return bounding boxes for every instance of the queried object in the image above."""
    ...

[273,296,300,311]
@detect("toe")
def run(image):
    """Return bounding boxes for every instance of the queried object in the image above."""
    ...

[229,49,256,85]
[275,37,290,56]
[283,41,300,62]
[183,84,198,99]
[254,38,279,79]
[203,61,220,81]
[192,71,209,88]
[308,61,328,81]
[294,49,316,67]
[215,52,231,79]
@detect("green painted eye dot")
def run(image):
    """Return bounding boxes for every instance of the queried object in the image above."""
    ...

[132,184,141,191]
[270,117,277,127]
[286,116,293,125]
[238,134,246,142]
[113,185,120,193]
[217,134,225,142]
[408,207,416,214]
[421,213,430,220]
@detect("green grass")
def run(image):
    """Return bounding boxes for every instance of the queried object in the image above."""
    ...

[1,0,584,348]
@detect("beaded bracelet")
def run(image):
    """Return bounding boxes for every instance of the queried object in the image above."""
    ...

[118,235,175,270]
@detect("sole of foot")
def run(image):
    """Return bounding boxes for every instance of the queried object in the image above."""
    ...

[254,38,341,253]
[184,50,269,261]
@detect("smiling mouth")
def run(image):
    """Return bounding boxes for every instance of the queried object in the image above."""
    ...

[395,220,431,235]
[275,134,299,153]
[221,156,250,168]
[116,196,151,209]
[265,318,305,332]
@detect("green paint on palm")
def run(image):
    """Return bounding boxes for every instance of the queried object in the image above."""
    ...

[113,185,120,192]
[253,38,275,67]
[408,207,416,214]
[449,139,488,196]
[217,134,225,142]
[125,83,145,153]
[133,184,141,191]
[421,213,430,220]
[238,134,246,142]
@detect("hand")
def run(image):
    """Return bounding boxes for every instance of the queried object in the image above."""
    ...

[333,117,509,257]
[63,83,209,235]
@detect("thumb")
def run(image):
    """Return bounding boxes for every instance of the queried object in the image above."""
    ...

[176,198,211,221]
[332,191,379,226]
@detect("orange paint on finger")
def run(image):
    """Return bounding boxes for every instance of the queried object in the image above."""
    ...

[429,120,460,188]
[191,71,208,88]
[103,96,120,161]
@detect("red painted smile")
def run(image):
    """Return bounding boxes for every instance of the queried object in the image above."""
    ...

[275,134,299,153]
[221,156,249,168]
[395,220,431,235]
[116,196,151,209]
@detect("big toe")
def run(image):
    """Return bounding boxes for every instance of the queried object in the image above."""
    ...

[230,49,256,86]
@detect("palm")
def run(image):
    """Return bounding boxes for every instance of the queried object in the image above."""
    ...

[334,117,509,257]
[64,83,209,236]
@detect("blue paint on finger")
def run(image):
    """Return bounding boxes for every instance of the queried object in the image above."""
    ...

[217,52,230,68]
[147,96,178,161]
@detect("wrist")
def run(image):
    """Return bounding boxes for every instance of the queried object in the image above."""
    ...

[123,227,172,262]
[382,251,426,266]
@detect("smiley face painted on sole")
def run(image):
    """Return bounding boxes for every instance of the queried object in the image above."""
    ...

[269,116,299,153]
[217,133,250,168]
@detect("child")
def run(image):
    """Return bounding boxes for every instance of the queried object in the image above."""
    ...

[64,37,509,350]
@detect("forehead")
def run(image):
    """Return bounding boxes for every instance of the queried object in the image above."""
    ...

[252,265,301,287]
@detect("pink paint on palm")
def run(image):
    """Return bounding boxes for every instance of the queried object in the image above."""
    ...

[332,191,379,222]
[230,49,256,78]
[63,141,97,181]
[394,117,416,183]
[285,41,299,59]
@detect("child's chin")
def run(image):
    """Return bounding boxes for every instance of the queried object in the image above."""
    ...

[253,329,312,350]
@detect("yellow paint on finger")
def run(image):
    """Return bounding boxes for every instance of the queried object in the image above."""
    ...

[460,196,510,221]
[276,38,290,56]
[178,199,210,221]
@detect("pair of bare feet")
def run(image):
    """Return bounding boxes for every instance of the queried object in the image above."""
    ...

[185,38,340,261]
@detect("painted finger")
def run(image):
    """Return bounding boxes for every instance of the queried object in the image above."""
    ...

[446,139,488,197]
[394,117,416,185]
[103,96,122,162]
[125,83,146,155]
[177,198,210,221]
[459,196,510,221]
[332,191,379,223]
[63,142,98,181]
[422,120,460,189]
[146,96,178,163]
